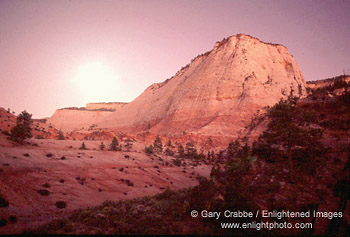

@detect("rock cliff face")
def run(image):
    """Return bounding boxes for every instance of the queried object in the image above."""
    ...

[85,102,127,111]
[49,34,307,138]
[48,109,113,132]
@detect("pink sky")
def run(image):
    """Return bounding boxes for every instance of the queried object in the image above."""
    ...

[0,0,349,118]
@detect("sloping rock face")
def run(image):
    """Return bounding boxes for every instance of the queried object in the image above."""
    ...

[97,34,307,136]
[49,34,307,138]
[48,109,113,132]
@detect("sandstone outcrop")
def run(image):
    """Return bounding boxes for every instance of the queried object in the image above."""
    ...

[48,108,112,132]
[49,34,307,138]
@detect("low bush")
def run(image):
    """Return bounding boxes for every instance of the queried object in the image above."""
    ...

[1,130,10,136]
[125,179,134,187]
[173,158,181,167]
[55,201,67,209]
[0,218,7,227]
[42,183,50,188]
[37,189,50,196]
[0,193,9,207]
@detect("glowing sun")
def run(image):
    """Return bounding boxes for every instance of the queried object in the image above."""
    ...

[72,62,119,101]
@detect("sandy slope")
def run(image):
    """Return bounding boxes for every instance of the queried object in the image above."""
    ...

[0,138,210,234]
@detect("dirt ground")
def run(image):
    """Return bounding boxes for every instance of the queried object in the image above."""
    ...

[0,138,211,234]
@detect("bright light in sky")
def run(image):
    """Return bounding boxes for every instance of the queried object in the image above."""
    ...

[0,0,349,118]
[72,62,119,102]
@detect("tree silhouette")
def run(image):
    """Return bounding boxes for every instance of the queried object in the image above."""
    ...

[100,142,105,150]
[185,142,197,158]
[177,143,185,157]
[110,137,121,151]
[57,130,65,140]
[10,110,32,143]
[79,142,87,150]
[144,144,154,155]
[153,136,163,153]
[124,138,133,151]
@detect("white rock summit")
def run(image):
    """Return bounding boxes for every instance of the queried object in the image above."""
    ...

[48,34,307,138]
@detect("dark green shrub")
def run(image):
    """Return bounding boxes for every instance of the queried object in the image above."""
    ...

[42,183,50,188]
[37,189,50,196]
[125,179,134,186]
[144,145,154,155]
[9,215,17,223]
[173,158,181,166]
[0,218,6,227]
[0,193,9,207]
[1,130,10,136]
[55,201,67,209]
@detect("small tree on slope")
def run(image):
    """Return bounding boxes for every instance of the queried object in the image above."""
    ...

[10,110,32,143]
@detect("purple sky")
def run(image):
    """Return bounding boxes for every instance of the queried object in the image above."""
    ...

[0,0,349,118]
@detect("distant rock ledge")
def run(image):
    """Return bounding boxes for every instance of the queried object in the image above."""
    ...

[306,75,350,91]
[60,102,128,112]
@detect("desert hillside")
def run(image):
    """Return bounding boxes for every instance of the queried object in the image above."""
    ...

[5,76,347,235]
[0,138,211,234]
[0,108,59,140]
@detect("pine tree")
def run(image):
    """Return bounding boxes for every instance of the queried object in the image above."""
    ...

[79,142,87,150]
[144,144,154,155]
[10,110,32,143]
[165,147,174,156]
[185,142,197,158]
[167,139,173,147]
[110,137,120,151]
[177,143,185,157]
[211,141,253,210]
[57,130,65,140]
[153,136,163,153]
[253,96,326,180]
[124,138,133,151]
[100,142,105,150]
